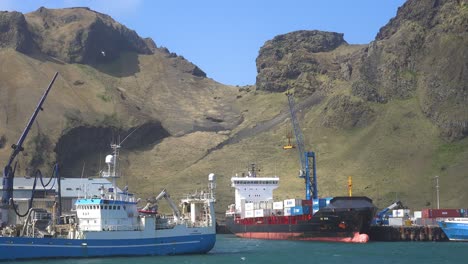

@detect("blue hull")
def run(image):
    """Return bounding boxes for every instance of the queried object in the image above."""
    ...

[0,234,216,260]
[438,221,468,241]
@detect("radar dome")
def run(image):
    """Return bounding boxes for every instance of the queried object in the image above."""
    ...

[105,155,114,164]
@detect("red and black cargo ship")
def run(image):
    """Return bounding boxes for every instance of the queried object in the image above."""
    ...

[224,164,376,243]
[225,196,376,243]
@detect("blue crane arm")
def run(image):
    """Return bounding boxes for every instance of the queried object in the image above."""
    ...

[286,91,318,200]
[2,72,59,205]
[286,92,306,171]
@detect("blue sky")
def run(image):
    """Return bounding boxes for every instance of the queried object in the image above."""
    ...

[1,0,406,86]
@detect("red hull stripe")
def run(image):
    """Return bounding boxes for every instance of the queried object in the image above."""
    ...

[235,232,369,243]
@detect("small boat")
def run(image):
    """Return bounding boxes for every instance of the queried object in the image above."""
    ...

[438,218,468,241]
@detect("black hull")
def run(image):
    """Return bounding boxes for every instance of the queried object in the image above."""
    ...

[225,196,376,242]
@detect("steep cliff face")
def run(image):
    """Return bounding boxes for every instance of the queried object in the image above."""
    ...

[24,7,153,64]
[256,30,349,94]
[0,11,34,53]
[352,0,467,140]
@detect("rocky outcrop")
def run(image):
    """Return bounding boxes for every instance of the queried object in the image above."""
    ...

[0,11,34,52]
[256,30,347,94]
[24,7,154,64]
[352,0,467,140]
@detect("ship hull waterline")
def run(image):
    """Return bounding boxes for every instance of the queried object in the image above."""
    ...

[0,234,215,260]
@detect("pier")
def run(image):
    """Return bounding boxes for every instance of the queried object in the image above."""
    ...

[369,225,448,242]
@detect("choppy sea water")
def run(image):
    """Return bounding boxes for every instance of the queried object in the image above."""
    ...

[5,234,466,264]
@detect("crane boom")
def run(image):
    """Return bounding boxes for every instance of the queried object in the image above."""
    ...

[2,72,59,206]
[286,91,317,200]
[155,189,181,220]
[286,91,306,170]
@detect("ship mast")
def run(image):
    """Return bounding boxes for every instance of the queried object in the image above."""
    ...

[102,143,120,199]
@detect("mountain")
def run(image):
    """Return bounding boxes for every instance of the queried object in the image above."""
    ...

[253,0,467,209]
[0,1,467,216]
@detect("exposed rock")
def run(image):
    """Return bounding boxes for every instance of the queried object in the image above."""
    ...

[352,0,468,140]
[191,65,207,78]
[0,11,34,52]
[256,30,347,93]
[24,7,154,64]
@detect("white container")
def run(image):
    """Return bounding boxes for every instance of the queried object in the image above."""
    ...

[245,210,254,218]
[284,207,292,216]
[413,211,422,219]
[273,201,284,210]
[284,199,301,208]
[245,203,254,211]
[388,217,404,226]
[254,209,265,217]
[402,209,411,217]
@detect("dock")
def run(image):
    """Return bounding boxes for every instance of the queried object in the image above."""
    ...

[369,225,448,241]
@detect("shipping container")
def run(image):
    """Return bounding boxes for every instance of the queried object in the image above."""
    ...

[421,208,461,218]
[302,200,312,206]
[254,209,265,217]
[291,206,311,216]
[284,199,302,208]
[413,211,422,219]
[394,209,411,218]
[273,201,284,210]
[284,207,292,216]
[245,203,254,211]
[244,210,254,218]
[388,217,404,226]
[291,206,303,216]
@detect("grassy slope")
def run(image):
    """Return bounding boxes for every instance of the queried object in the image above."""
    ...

[168,90,468,215]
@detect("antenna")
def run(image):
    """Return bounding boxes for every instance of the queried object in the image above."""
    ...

[208,173,216,201]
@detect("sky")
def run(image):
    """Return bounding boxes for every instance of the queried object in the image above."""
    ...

[1,0,407,86]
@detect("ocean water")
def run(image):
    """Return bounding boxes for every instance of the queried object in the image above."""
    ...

[5,234,466,264]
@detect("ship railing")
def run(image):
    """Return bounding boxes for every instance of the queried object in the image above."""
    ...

[80,224,142,231]
[155,222,176,230]
[186,221,212,228]
[102,224,142,231]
